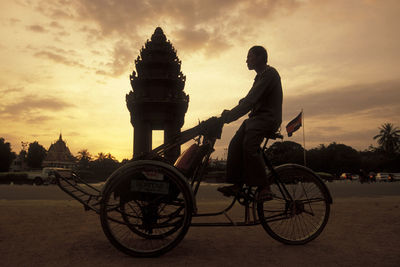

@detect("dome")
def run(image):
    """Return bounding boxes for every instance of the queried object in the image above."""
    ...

[42,134,75,168]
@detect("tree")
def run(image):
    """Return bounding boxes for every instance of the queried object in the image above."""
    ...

[17,141,28,167]
[76,149,92,170]
[26,141,47,169]
[307,144,329,172]
[265,141,304,166]
[91,152,120,180]
[373,123,400,154]
[0,138,16,172]
[325,143,361,175]
[359,149,386,173]
[307,142,361,175]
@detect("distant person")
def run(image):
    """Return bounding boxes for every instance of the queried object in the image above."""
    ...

[359,169,367,184]
[218,46,283,200]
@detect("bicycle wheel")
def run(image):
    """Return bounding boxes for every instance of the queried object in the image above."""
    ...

[257,164,331,245]
[100,161,193,257]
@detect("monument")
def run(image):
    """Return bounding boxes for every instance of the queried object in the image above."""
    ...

[126,27,189,162]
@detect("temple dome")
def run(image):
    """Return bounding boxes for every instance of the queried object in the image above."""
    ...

[42,134,75,168]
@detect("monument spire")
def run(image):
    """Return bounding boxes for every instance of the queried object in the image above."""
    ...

[126,27,189,162]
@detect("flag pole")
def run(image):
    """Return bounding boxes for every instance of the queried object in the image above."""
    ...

[302,108,306,166]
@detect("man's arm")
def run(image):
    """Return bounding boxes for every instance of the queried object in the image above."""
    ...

[222,69,275,123]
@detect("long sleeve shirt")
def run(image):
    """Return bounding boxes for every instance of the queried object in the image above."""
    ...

[225,65,283,130]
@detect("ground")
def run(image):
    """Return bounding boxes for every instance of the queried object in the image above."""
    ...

[1,196,400,266]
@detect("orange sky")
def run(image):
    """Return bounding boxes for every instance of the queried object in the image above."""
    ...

[1,0,399,161]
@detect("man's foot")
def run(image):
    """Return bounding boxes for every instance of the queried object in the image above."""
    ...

[257,185,274,201]
[217,184,242,197]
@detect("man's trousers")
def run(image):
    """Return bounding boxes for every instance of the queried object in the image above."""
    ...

[226,121,276,186]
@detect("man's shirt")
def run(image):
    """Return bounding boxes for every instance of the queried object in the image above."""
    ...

[225,65,283,130]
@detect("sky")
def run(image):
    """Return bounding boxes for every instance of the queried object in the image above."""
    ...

[1,0,399,161]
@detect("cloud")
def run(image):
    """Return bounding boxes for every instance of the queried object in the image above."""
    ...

[283,80,400,121]
[1,95,73,114]
[35,1,75,19]
[26,24,46,33]
[35,0,303,53]
[173,28,210,52]
[277,80,400,149]
[306,127,378,145]
[24,114,55,125]
[49,21,64,29]
[9,18,21,25]
[34,50,86,68]
[28,0,302,77]
[0,87,24,94]
[97,40,135,77]
[0,95,75,123]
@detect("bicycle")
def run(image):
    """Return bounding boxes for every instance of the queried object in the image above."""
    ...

[55,116,332,257]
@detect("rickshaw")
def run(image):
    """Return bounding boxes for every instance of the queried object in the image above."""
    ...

[55,116,332,257]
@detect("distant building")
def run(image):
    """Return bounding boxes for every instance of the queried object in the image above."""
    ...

[9,153,29,172]
[42,134,76,169]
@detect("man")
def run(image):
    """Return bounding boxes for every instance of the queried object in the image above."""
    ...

[218,45,282,200]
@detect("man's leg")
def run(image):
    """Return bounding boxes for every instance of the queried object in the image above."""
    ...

[242,128,275,200]
[226,123,246,184]
[242,129,268,186]
[218,123,245,196]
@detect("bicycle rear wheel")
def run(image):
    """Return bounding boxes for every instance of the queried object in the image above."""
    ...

[257,164,331,245]
[100,161,193,257]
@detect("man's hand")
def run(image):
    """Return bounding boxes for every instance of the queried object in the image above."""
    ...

[221,109,230,123]
[198,116,224,139]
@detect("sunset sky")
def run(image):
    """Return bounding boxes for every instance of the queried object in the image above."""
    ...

[1,0,399,161]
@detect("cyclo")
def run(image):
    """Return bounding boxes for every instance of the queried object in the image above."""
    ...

[55,116,332,257]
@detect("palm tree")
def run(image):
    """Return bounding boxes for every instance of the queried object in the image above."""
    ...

[373,123,400,154]
[77,149,92,169]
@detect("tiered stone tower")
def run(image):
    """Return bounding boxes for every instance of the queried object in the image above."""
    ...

[126,27,189,162]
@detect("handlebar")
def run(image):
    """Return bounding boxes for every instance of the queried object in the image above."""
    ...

[197,116,224,140]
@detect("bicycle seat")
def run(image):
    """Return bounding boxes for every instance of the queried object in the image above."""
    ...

[265,132,283,140]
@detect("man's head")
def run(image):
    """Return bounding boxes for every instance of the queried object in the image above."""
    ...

[246,46,268,70]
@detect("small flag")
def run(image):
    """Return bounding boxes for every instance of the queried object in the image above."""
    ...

[286,112,302,137]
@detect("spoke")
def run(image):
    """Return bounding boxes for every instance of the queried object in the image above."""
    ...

[100,165,193,256]
[259,168,329,244]
[127,201,142,219]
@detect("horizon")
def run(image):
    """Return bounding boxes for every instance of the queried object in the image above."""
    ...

[2,122,388,162]
[1,0,399,161]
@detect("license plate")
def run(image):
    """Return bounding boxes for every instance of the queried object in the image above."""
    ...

[142,171,164,181]
[131,180,169,194]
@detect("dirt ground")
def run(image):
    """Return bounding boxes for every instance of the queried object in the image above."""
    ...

[1,196,400,267]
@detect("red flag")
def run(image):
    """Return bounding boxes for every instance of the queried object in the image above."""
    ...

[286,112,302,137]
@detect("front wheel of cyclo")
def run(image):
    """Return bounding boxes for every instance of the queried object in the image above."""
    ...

[100,160,193,257]
[257,164,331,245]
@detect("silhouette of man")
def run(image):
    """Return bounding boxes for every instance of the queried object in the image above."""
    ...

[218,46,282,200]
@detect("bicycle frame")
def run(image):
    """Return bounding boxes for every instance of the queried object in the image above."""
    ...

[145,119,292,227]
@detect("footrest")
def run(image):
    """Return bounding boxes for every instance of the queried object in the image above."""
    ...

[54,171,102,214]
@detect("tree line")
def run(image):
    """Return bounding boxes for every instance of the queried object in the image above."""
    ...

[1,123,399,179]
[266,123,400,175]
[0,140,127,181]
[74,150,129,181]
